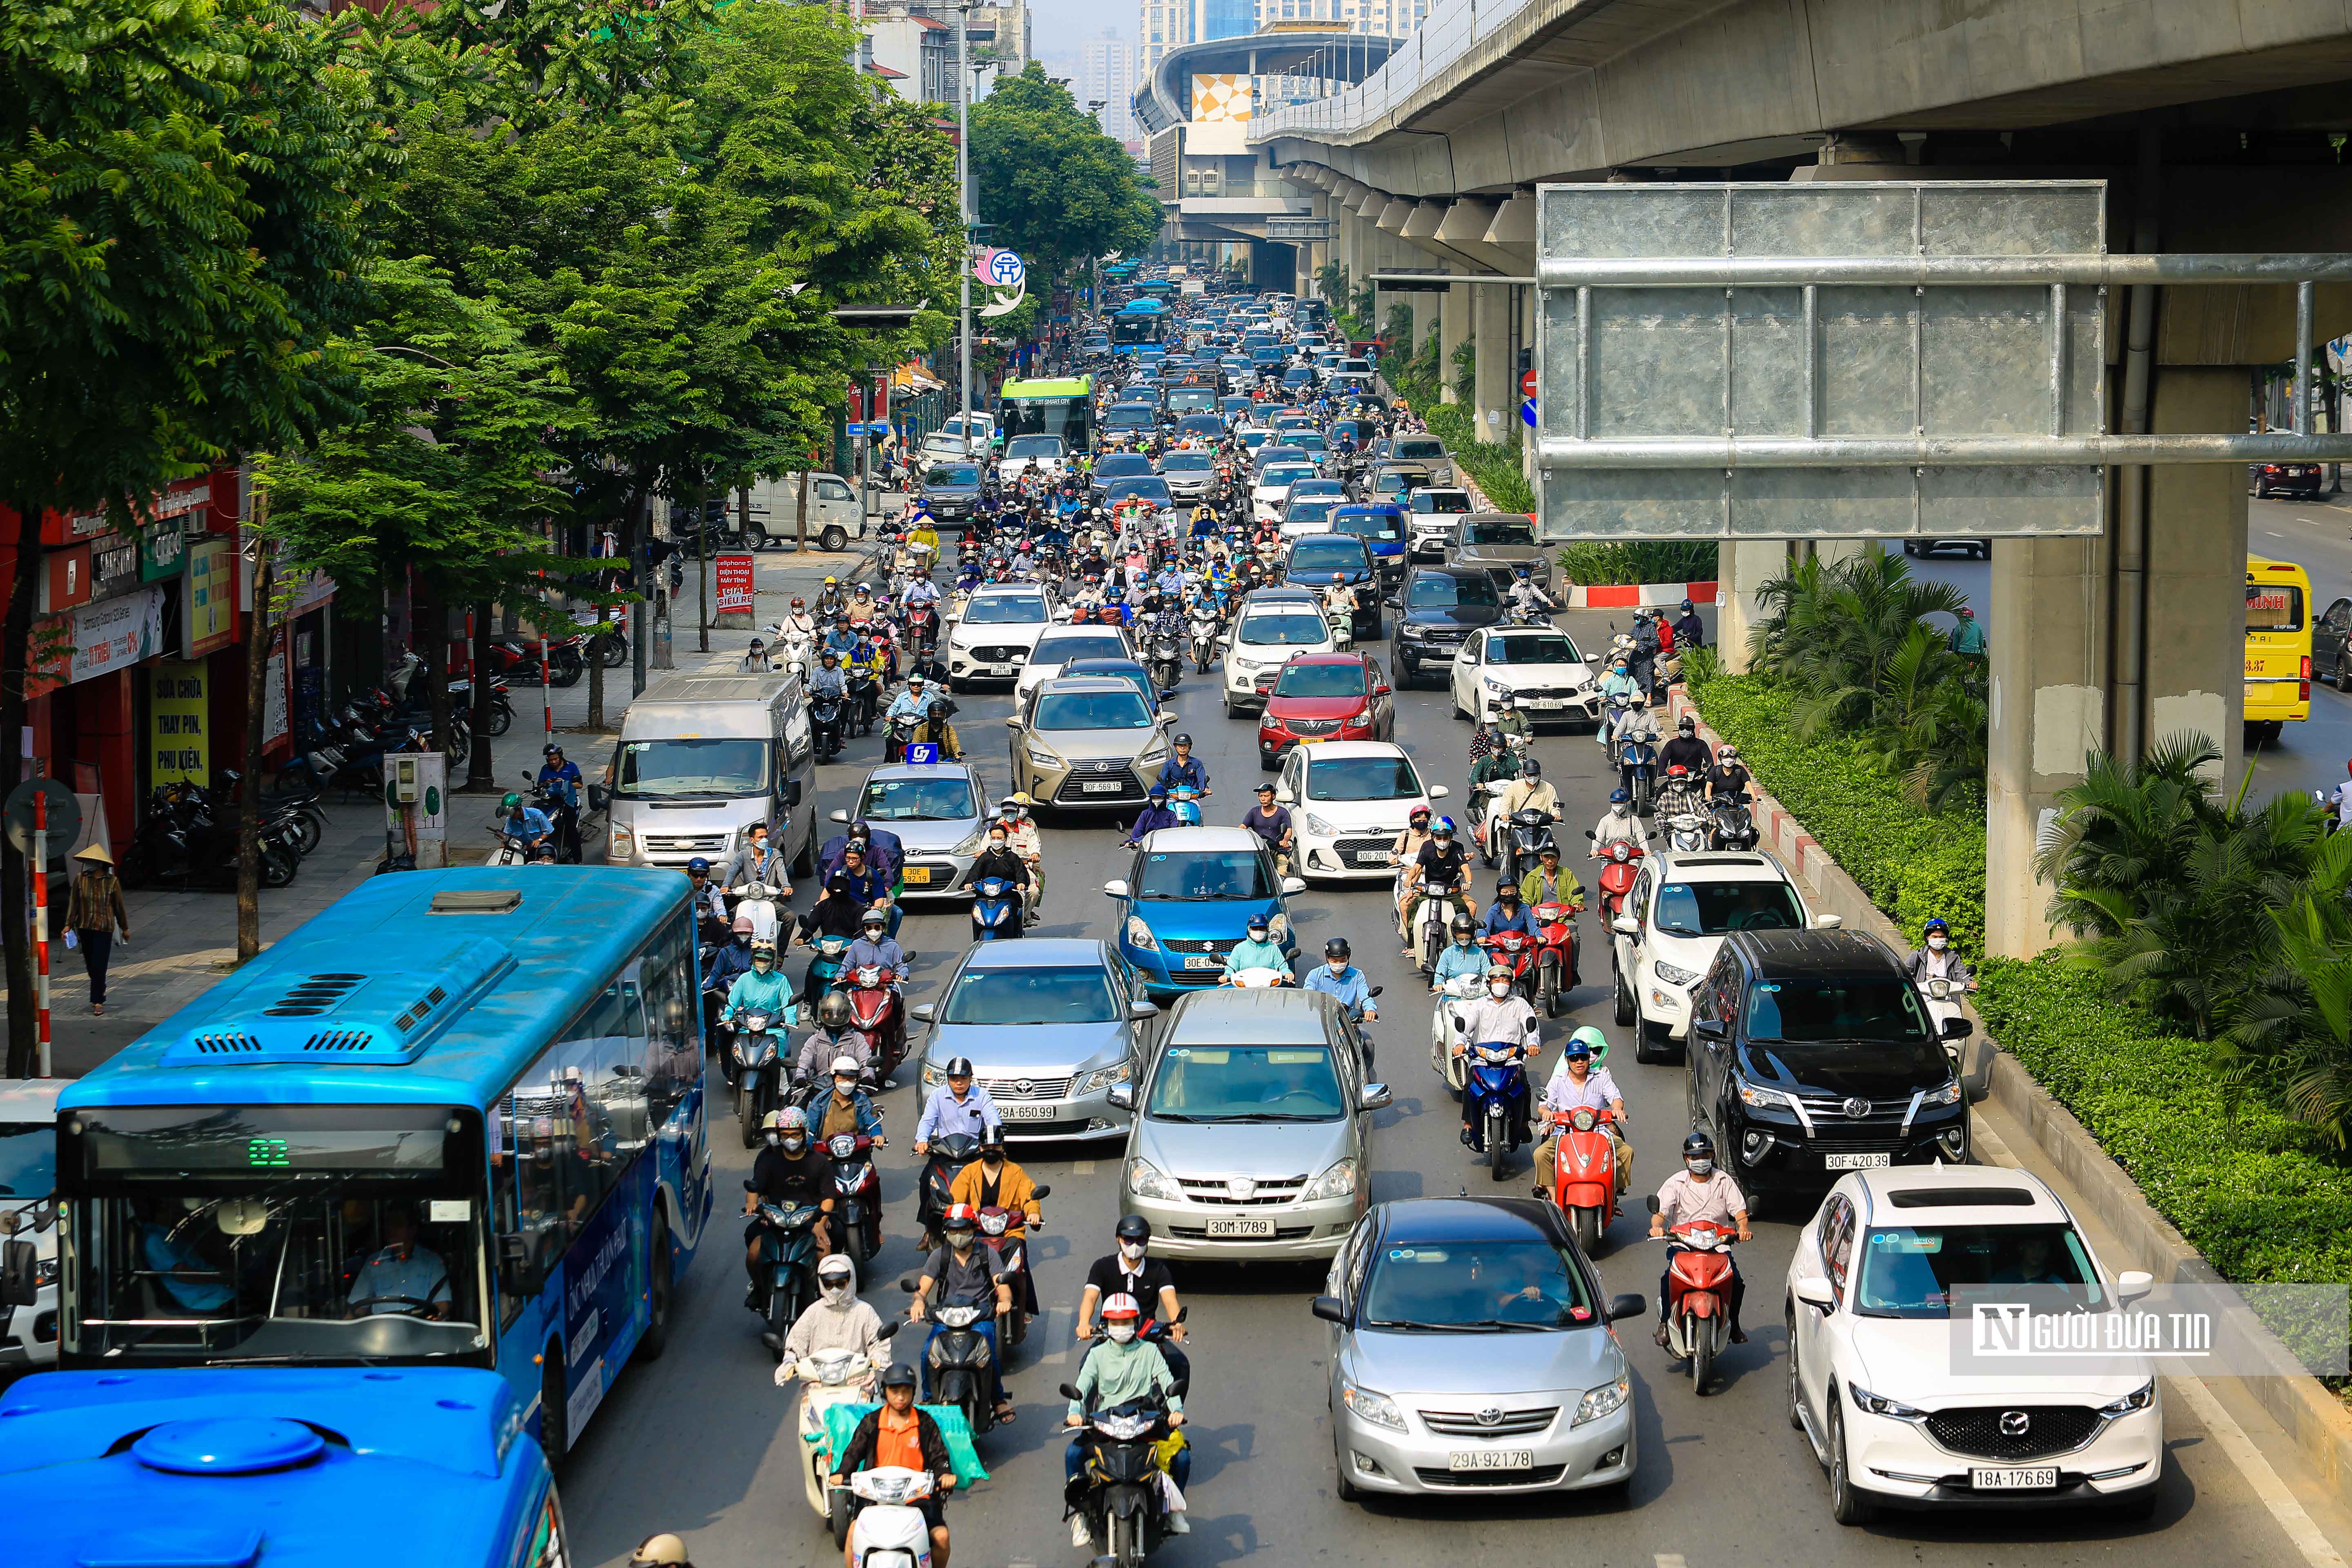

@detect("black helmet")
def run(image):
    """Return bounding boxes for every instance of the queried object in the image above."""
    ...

[816,993,854,1030]
[1173,732,1193,747]
[1682,1130,1717,1160]
[929,699,951,719]
[543,743,564,759]
[977,1127,1007,1153]
[1323,937,1350,960]
[1677,715,1696,734]
[1115,1213,1152,1243]
[1496,877,1519,896]
[944,1055,975,1078]
[1449,915,1476,938]
[880,1362,920,1390]
[1521,757,1541,778]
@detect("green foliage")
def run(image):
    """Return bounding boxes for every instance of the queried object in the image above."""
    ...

[1409,390,1535,515]
[2230,829,2352,1148]
[971,65,1160,285]
[1450,336,1475,405]
[1555,541,1718,587]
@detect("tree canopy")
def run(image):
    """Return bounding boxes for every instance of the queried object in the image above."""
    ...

[971,64,1160,283]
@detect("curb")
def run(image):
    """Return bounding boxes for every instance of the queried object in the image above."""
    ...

[1563,579,1720,610]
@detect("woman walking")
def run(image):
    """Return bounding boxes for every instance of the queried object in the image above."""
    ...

[66,844,130,1016]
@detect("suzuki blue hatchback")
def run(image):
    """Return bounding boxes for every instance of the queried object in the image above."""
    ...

[1102,826,1305,1000]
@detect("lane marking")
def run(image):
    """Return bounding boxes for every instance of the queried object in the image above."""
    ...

[1072,1160,1096,1174]
[1655,1556,1687,1568]
[2167,1374,2347,1568]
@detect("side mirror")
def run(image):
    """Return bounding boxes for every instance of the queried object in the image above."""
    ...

[1694,1018,1727,1041]
[0,1239,38,1308]
[1367,985,1383,999]
[1004,717,1022,728]
[1612,917,1639,937]
[830,808,851,824]
[1793,1274,1836,1311]
[1310,1295,1349,1325]
[1644,1194,1662,1216]
[1274,787,1296,805]
[2115,1269,2154,1304]
[1606,1293,1647,1323]
[1359,1082,1393,1111]
[1128,1000,1160,1020]
[1812,913,1843,929]
[1059,1382,1083,1401]
[1584,829,1597,841]
[1106,1082,1135,1110]
[1031,1184,1053,1200]
[1941,1016,1973,1040]
[877,1319,902,1341]
[1281,877,1307,895]
[1383,593,1401,608]
[1427,785,1450,800]
[1102,878,1130,898]
[900,1276,920,1294]
[782,779,804,808]
[1454,652,1474,665]
[911,1003,937,1022]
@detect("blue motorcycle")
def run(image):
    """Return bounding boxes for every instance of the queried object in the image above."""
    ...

[1169,783,1203,827]
[1464,1037,1534,1181]
[971,875,1022,941]
[806,932,853,995]
[751,1191,826,1360]
[1619,733,1659,818]
[901,1280,1003,1437]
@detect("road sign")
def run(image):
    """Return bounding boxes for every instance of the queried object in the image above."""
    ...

[4,780,79,858]
[1521,399,1537,429]
[1520,369,1538,399]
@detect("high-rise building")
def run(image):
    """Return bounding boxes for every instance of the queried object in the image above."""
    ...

[1080,32,1140,143]
[1254,0,1423,33]
[1138,0,1186,75]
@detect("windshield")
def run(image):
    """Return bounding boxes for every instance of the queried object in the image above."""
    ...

[1487,633,1582,665]
[1175,420,1223,439]
[1104,479,1174,506]
[1290,433,1327,451]
[858,775,978,822]
[1371,472,1421,495]
[65,1104,490,1363]
[1856,1223,2105,1319]
[1283,502,1336,528]
[1034,690,1156,731]
[1652,879,1805,936]
[1334,510,1402,543]
[1393,438,1446,460]
[1167,389,1218,411]
[1461,518,1535,546]
[1412,492,1473,514]
[1163,453,1213,472]
[1035,633,1129,665]
[1239,612,1330,647]
[1274,662,1367,699]
[1742,975,1931,1043]
[924,466,981,486]
[0,1122,53,1198]
[1134,849,1272,900]
[1004,436,1062,459]
[1409,573,1499,608]
[1259,466,1314,489]
[1096,456,1152,479]
[617,737,769,800]
[1103,408,1155,429]
[1145,1044,1343,1122]
[1306,755,1421,801]
[939,965,1118,1025]
[1360,1237,1595,1330]
[1288,539,1366,576]
[962,594,1050,625]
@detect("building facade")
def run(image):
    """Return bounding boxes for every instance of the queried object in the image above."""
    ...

[1080,33,1140,142]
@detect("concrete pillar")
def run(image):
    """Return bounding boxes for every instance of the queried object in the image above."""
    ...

[1714,541,1790,675]
[1438,283,1468,404]
[1472,281,1512,443]
[2140,367,2249,776]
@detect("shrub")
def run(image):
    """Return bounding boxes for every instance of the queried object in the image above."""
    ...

[1556,540,1718,587]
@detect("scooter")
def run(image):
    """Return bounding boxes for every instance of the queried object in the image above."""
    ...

[1919,974,1977,1073]
[884,713,918,765]
[846,964,906,1081]
[1708,795,1759,852]
[1481,929,1538,1004]
[750,1187,826,1361]
[484,825,551,867]
[971,876,1022,941]
[1060,1361,1188,1568]
[731,879,787,946]
[1588,834,1647,924]
[1148,627,1185,692]
[812,690,846,762]
[898,1279,1002,1437]
[1188,606,1221,671]
[788,1322,904,1546]
[805,932,855,996]
[1224,964,1290,989]
[1648,1198,1737,1394]
[1463,1029,1536,1180]
[826,1130,885,1265]
[1428,971,1483,1100]
[978,1193,1049,1348]
[731,1007,788,1147]
[1542,1102,1620,1255]
[915,1132,981,1249]
[1531,901,1580,1018]
[844,1467,938,1568]
[1498,808,1558,888]
[1409,876,1467,975]
[1620,731,1660,817]
[1167,783,1203,828]
[1664,811,1709,854]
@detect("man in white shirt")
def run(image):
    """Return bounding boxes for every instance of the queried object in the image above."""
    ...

[1649,1130,1751,1344]
[1532,1030,1629,1192]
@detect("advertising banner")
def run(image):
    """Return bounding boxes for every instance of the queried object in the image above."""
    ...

[714,552,756,616]
[186,537,235,657]
[149,662,209,785]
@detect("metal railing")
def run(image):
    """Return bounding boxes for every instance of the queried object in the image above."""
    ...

[1247,0,1542,141]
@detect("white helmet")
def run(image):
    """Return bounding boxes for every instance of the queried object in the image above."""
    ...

[831,1055,864,1077]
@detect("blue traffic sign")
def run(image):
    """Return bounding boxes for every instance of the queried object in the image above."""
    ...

[1520,398,1537,428]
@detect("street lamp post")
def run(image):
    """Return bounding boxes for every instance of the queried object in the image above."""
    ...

[956,0,974,461]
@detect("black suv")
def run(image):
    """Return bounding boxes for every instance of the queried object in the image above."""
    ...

[1389,566,1503,686]
[916,459,984,526]
[1686,929,1969,1202]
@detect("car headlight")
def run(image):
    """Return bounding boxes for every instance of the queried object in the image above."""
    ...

[1848,1385,1929,1422]
[608,827,634,860]
[2098,1379,2156,1416]
[922,1061,945,1088]
[1919,1079,1963,1108]
[1341,1383,1407,1431]
[1651,959,1702,988]
[33,1257,58,1287]
[1076,1061,1131,1096]
[1124,915,1158,952]
[1399,622,1428,639]
[1138,742,1169,766]
[1303,812,1338,836]
[1127,1156,1180,1200]
[948,826,986,857]
[1302,1158,1357,1200]
[1025,744,1064,768]
[1736,1078,1797,1112]
[1482,675,1508,692]
[1572,1376,1629,1428]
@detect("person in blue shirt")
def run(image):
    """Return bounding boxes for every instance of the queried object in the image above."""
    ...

[823,619,861,657]
[139,1202,234,1313]
[536,744,582,808]
[1155,733,1210,798]
[1100,587,1133,627]
[347,1204,453,1318]
[497,793,553,859]
[1123,784,1183,846]
[884,673,938,728]
[821,818,906,886]
[828,842,894,917]
[1430,915,1488,991]
[1482,878,1539,938]
[845,908,909,978]
[915,1056,1002,1152]
[722,942,799,1031]
[1220,914,1292,982]
[1302,936,1378,1035]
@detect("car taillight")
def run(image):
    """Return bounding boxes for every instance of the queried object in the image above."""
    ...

[2302,655,2313,681]
[2303,679,2312,702]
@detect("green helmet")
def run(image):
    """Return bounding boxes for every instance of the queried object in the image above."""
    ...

[501,793,523,813]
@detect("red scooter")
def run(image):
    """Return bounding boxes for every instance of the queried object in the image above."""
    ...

[824,1130,884,1265]
[845,964,906,1081]
[1649,1200,1738,1394]
[1531,900,1581,1017]
[1481,929,1538,1003]
[977,1194,1048,1346]
[1589,835,1646,924]
[1542,1104,1619,1255]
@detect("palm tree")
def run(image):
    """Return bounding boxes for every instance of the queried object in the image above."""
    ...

[1746,552,1969,715]
[2226,828,2352,1147]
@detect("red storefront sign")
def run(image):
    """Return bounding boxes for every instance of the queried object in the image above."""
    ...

[714,553,756,616]
[40,546,91,613]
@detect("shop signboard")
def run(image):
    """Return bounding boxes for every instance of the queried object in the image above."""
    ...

[31,585,164,697]
[714,552,755,615]
[186,537,235,657]
[138,515,187,581]
[149,662,209,785]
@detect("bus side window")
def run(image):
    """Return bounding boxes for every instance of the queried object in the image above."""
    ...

[638,914,694,1131]
[494,1093,562,1327]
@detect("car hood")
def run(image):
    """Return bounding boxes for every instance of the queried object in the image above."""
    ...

[1452,543,1545,565]
[1033,727,1160,763]
[1291,795,1423,834]
[1131,894,1289,943]
[926,1020,1133,1074]
[1490,662,1594,690]
[873,816,984,854]
[1267,695,1371,722]
[1402,605,1502,632]
[1844,1316,2150,1403]
[1132,1113,1353,1181]
[1343,1325,1624,1397]
[1738,1038,1951,1095]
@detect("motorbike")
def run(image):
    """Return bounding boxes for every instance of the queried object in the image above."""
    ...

[1664,811,1709,854]
[1428,971,1483,1100]
[1149,628,1185,692]
[1531,901,1579,1017]
[1603,695,1639,769]
[971,875,1022,942]
[812,690,846,763]
[846,964,906,1081]
[750,1187,827,1360]
[787,1322,904,1547]
[1462,1029,1537,1180]
[805,931,854,996]
[915,1132,981,1249]
[1224,965,1289,989]
[1588,833,1647,924]
[1708,795,1759,851]
[1481,929,1538,1003]
[848,670,882,736]
[124,783,301,891]
[898,1278,1003,1437]
[978,1195,1049,1347]
[521,772,582,864]
[483,824,553,867]
[1919,973,1977,1073]
[844,1466,937,1568]
[826,1130,885,1265]
[1409,876,1467,975]
[1498,807,1558,887]
[1543,1102,1621,1254]
[1620,731,1660,816]
[730,879,787,946]
[1654,771,1703,824]
[1648,1198,1738,1394]
[1060,1330,1189,1568]
[731,1007,788,1144]
[1167,783,1203,828]
[1187,606,1221,671]
[884,713,918,765]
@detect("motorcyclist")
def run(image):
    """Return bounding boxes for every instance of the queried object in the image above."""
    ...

[1650,1130,1750,1345]
[1141,594,1188,670]
[904,563,942,612]
[742,637,774,673]
[723,819,791,907]
[1591,790,1644,856]
[704,914,756,1038]
[1154,733,1210,797]
[830,1363,958,1568]
[497,792,553,860]
[1486,690,1532,748]
[1615,704,1662,797]
[1903,915,1976,988]
[1321,572,1355,629]
[1532,1028,1630,1191]
[1504,566,1555,621]
[780,1251,889,1379]
[1301,936,1378,1039]
[947,1128,1042,1235]
[1429,915,1488,991]
[1452,963,1541,1147]
[777,597,820,657]
[1659,713,1713,777]
[1494,755,1561,846]
[815,575,846,619]
[795,873,868,995]
[996,793,1045,918]
[1388,804,1435,947]
[724,939,799,1037]
[1479,876,1537,940]
[686,856,729,942]
[1123,784,1183,847]
[796,992,875,1087]
[1063,1293,1190,1547]
[1077,1216,1187,1387]
[908,1205,1017,1427]
[1519,843,1586,913]
[813,1055,886,1145]
[1405,817,1471,959]
[914,1056,1000,1153]
[1241,779,1295,873]
[1596,659,1643,748]
[905,640,951,688]
[745,1107,833,1301]
[884,672,938,732]
[809,648,849,706]
[1626,610,1661,693]
[968,823,1029,929]
[1219,913,1292,983]
[1704,742,1753,804]
[536,744,583,858]
[910,698,962,761]
[845,906,909,984]
[821,816,905,888]
[1670,598,1705,655]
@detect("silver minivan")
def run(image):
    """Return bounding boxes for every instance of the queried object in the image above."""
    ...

[602,671,816,873]
[1113,988,1389,1261]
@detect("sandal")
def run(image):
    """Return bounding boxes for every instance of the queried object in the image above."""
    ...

[995,1404,1018,1424]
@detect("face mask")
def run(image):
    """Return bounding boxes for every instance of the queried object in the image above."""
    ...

[989,837,1007,851]
[948,1231,974,1251]
[1613,666,1627,677]
[1687,1159,1714,1177]
[981,1154,1003,1169]
[835,1079,857,1096]
[1612,804,1630,817]
[1328,961,1348,976]
[1927,935,1949,950]
[1118,1241,1145,1263]
[1490,982,1512,999]
[1107,1321,1138,1344]
[753,959,773,973]
[782,1136,806,1155]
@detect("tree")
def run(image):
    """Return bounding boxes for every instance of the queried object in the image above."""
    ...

[970,65,1159,284]
[1,0,374,1070]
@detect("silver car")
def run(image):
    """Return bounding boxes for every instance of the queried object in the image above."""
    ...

[1316,1198,1647,1501]
[912,938,1155,1143]
[835,763,988,900]
[1113,988,1388,1261]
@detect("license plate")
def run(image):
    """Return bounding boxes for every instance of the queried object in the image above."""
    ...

[1183,954,1222,970]
[902,867,933,886]
[1447,1449,1535,1472]
[998,1103,1057,1122]
[1824,1152,1891,1170]
[1205,1216,1275,1238]
[987,664,1017,675]
[1080,780,1125,794]
[1352,850,1389,863]
[1970,1466,2058,1490]
[1527,698,1564,710]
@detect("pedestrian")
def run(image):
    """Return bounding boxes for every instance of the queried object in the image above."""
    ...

[65,844,130,1016]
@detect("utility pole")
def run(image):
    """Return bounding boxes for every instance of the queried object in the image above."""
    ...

[957,0,975,461]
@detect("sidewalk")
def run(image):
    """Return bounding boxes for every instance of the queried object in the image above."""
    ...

[15,513,900,1080]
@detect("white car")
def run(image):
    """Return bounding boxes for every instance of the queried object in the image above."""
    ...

[1221,593,1341,716]
[945,585,1057,689]
[1448,626,1604,729]
[1013,623,1140,704]
[1606,849,1824,1060]
[1785,1167,2160,1524]
[997,434,1065,483]
[1327,359,1376,394]
[1252,462,1320,525]
[0,1080,65,1372]
[1273,740,1449,882]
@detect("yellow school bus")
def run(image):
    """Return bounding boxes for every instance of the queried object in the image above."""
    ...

[2246,554,2313,743]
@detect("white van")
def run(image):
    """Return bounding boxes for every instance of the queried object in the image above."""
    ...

[743,472,866,554]
[0,1080,64,1372]
[602,671,817,875]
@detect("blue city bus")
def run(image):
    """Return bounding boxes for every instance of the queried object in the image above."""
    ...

[1111,301,1169,355]
[0,1367,567,1568]
[53,867,713,1467]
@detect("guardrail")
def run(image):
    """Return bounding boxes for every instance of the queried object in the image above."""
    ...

[1247,0,1544,142]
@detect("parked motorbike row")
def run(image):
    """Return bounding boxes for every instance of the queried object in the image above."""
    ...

[119,774,318,891]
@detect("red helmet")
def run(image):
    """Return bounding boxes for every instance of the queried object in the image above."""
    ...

[942,1203,980,1234]
[1666,764,1689,778]
[1100,1292,1143,1323]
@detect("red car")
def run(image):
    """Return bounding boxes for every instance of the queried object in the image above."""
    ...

[1257,652,1395,769]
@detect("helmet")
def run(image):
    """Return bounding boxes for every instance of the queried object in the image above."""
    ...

[1100,1292,1143,1324]
[928,699,950,719]
[830,1054,863,1077]
[1682,1130,1717,1160]
[761,1109,795,1134]
[732,914,755,935]
[944,1055,975,1078]
[749,940,777,961]
[1924,916,1950,935]
[1666,764,1689,779]
[1677,715,1696,734]
[543,742,564,759]
[1719,743,1739,760]
[1323,936,1351,960]
[942,1203,980,1234]
[1560,1035,1592,1061]
[824,575,839,586]
[977,1127,1007,1153]
[775,1105,809,1134]
[816,993,853,1030]
[1495,877,1519,895]
[1485,963,1514,981]
[630,1534,693,1568]
[1609,788,1629,803]
[880,1362,920,1391]
[1115,1213,1152,1243]
[1432,815,1455,836]
[1680,599,1694,612]
[1409,804,1432,824]
[1449,915,1476,938]
[860,908,888,928]
[501,792,522,812]
[1147,784,1168,801]
[687,856,710,873]
[1174,732,1193,747]
[1522,758,1541,778]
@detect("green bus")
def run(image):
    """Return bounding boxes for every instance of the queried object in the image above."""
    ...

[998,374,1096,454]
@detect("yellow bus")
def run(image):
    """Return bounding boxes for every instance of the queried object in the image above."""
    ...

[2245,553,2312,744]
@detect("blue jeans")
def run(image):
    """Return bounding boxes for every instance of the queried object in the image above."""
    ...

[1067,1434,1191,1490]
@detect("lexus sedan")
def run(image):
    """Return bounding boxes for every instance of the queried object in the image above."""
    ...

[1006,676,1174,811]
